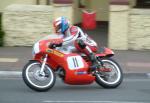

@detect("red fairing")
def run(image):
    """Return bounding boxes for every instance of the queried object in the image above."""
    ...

[38,38,63,53]
[34,38,95,85]
[96,47,114,57]
[62,54,95,85]
[33,36,115,85]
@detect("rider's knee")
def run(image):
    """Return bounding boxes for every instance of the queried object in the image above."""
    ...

[77,39,86,49]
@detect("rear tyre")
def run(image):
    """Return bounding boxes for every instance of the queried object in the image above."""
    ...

[22,60,56,91]
[95,58,123,88]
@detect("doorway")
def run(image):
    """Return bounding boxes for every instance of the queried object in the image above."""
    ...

[73,0,109,47]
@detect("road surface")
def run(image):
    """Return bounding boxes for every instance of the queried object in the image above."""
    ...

[0,74,150,103]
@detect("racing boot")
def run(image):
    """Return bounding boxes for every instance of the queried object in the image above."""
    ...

[89,53,100,72]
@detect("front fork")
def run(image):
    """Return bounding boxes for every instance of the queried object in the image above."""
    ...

[96,57,112,73]
[97,57,104,67]
[40,54,48,75]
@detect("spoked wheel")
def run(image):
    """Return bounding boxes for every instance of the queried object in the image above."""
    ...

[22,61,56,91]
[95,58,123,88]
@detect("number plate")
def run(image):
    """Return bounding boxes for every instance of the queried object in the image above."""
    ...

[67,56,84,70]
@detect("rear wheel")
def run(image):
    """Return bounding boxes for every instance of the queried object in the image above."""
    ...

[22,60,56,91]
[95,58,123,88]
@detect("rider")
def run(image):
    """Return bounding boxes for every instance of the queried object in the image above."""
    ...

[52,16,100,71]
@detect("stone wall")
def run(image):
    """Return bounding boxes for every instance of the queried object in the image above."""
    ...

[129,9,150,50]
[3,4,73,46]
[53,4,73,24]
[3,4,53,46]
[109,5,129,50]
[109,3,150,50]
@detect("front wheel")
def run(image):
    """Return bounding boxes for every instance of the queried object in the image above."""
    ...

[95,58,123,88]
[22,60,56,91]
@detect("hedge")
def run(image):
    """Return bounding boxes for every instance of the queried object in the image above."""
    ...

[0,13,4,46]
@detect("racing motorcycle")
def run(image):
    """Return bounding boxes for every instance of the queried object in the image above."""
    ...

[22,34,123,92]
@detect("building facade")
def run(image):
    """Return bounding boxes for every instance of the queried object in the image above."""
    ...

[109,0,150,50]
[1,0,150,50]
[1,0,109,46]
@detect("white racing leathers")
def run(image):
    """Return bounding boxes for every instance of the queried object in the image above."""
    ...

[57,26,97,54]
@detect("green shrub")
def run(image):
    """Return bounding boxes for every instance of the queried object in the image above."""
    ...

[0,13,2,29]
[0,31,4,46]
[0,13,4,46]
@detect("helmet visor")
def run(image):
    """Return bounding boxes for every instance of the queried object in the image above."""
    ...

[54,24,61,33]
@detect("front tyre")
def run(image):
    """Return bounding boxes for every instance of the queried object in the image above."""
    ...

[22,60,56,91]
[95,58,123,88]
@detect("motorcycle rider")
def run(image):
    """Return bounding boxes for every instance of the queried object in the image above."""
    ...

[52,16,100,71]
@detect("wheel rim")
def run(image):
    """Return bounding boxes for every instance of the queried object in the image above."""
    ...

[97,59,121,85]
[25,62,54,88]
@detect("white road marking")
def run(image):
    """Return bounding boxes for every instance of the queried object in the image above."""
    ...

[0,71,21,75]
[146,73,150,78]
[124,79,150,82]
[0,58,18,62]
[0,71,21,78]
[43,100,145,103]
[127,62,150,68]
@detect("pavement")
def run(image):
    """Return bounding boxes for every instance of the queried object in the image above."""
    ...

[0,46,150,75]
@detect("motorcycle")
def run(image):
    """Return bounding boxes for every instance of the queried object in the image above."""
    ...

[22,34,123,91]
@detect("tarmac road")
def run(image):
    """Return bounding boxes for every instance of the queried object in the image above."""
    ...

[0,75,150,103]
[0,47,150,73]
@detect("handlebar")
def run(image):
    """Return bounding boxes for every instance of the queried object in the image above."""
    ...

[49,43,62,49]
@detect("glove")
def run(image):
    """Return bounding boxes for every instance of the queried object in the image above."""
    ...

[49,43,56,49]
[49,40,63,49]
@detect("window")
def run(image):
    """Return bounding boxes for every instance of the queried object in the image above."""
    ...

[53,0,73,4]
[46,0,51,5]
[135,0,150,8]
[36,0,52,5]
[36,0,73,5]
[36,0,39,5]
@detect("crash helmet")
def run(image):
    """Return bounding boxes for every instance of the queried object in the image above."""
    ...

[53,16,70,34]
